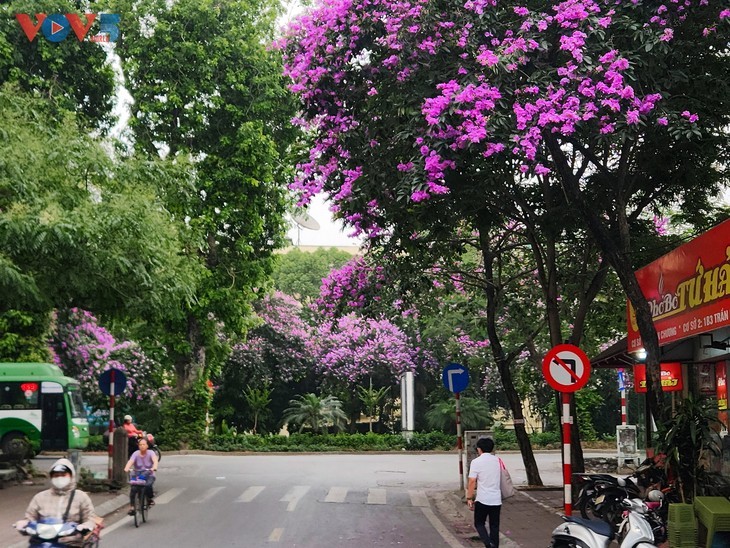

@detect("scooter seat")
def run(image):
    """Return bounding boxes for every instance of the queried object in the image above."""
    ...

[564,516,615,539]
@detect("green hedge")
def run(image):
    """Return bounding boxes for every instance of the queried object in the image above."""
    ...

[203,432,458,452]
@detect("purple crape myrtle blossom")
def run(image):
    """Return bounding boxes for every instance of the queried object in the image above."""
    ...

[314,314,421,383]
[317,256,386,318]
[278,0,724,231]
[230,291,316,383]
[49,308,165,411]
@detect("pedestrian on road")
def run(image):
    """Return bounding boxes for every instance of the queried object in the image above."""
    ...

[466,437,502,548]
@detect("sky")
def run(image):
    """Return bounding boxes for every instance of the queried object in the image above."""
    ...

[286,195,363,247]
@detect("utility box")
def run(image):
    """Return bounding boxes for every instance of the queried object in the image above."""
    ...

[112,427,128,484]
[464,430,493,473]
[617,425,639,469]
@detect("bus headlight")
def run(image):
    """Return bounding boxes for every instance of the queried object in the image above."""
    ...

[72,426,80,438]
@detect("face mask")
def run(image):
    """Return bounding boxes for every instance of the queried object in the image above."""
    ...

[52,476,71,489]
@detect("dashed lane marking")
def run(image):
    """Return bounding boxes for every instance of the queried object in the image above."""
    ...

[236,485,266,502]
[409,489,429,507]
[324,486,348,503]
[268,528,284,542]
[367,488,387,505]
[190,486,226,504]
[280,485,310,511]
[155,487,186,505]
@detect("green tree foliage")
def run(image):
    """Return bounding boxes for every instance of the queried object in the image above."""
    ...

[282,393,347,433]
[0,0,115,128]
[356,380,389,433]
[0,87,199,346]
[243,386,272,435]
[108,0,301,396]
[273,247,354,302]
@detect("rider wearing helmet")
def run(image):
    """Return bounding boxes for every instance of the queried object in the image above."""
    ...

[123,414,143,457]
[16,458,99,546]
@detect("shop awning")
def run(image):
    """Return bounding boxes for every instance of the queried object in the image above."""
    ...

[591,338,635,369]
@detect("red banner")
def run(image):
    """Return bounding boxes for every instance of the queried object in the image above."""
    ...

[628,219,730,351]
[634,362,683,393]
[718,362,728,411]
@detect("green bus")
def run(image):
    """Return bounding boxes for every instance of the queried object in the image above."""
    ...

[0,363,89,454]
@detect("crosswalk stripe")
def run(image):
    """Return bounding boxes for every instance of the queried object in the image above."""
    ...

[280,485,310,511]
[409,490,429,507]
[324,486,348,503]
[191,486,226,504]
[236,485,266,502]
[155,487,186,505]
[367,488,387,505]
[268,528,284,542]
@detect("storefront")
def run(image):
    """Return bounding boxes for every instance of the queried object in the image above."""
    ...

[593,218,730,471]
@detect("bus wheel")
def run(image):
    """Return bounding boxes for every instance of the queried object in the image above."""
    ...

[1,432,30,458]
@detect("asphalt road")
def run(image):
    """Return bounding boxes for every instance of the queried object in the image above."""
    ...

[84,451,604,547]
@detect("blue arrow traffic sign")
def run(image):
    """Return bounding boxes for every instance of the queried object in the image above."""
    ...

[98,367,127,397]
[442,363,469,393]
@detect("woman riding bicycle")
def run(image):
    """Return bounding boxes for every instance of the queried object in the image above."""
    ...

[123,437,158,516]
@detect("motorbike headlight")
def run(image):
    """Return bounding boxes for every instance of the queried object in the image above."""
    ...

[37,523,60,539]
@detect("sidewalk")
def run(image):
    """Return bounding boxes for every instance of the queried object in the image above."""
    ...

[430,487,565,548]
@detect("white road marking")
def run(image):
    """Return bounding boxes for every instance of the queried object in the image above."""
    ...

[236,485,266,502]
[155,487,186,505]
[420,507,465,548]
[367,488,387,505]
[99,515,132,538]
[409,489,429,507]
[268,528,284,542]
[190,486,226,504]
[280,485,310,511]
[324,486,348,503]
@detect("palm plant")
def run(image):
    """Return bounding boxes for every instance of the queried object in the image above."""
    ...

[425,397,493,432]
[282,393,347,433]
[357,379,390,432]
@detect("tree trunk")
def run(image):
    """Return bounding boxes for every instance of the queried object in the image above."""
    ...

[544,134,667,428]
[477,217,543,486]
[174,313,206,396]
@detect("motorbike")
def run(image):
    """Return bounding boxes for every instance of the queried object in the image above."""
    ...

[573,459,665,527]
[15,518,87,547]
[128,432,162,461]
[550,497,658,548]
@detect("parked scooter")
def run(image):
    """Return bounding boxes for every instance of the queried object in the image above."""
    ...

[550,497,658,548]
[128,432,162,462]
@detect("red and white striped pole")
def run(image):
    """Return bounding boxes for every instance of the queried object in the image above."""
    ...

[619,369,627,425]
[562,391,572,516]
[456,391,464,492]
[107,369,116,480]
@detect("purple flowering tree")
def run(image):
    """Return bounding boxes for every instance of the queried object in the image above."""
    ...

[50,308,166,413]
[215,291,319,432]
[280,0,729,436]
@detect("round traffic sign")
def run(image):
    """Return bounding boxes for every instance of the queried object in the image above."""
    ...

[542,344,591,393]
[442,363,470,393]
[98,367,127,396]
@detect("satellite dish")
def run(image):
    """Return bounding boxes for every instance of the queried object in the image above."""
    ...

[292,212,321,231]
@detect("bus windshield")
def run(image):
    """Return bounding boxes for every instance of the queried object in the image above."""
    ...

[66,385,87,419]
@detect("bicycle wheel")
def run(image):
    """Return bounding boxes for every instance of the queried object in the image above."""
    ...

[134,487,142,528]
[141,488,148,523]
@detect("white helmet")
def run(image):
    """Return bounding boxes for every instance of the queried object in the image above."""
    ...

[124,415,133,422]
[647,489,664,502]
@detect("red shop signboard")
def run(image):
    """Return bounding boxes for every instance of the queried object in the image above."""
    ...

[634,362,683,393]
[628,219,730,352]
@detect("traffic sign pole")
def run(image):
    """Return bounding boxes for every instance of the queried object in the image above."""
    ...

[108,369,115,480]
[562,391,572,516]
[456,392,464,492]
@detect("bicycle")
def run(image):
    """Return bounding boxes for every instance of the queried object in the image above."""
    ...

[128,470,153,528]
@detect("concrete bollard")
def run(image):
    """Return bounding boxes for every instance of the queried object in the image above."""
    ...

[112,427,128,484]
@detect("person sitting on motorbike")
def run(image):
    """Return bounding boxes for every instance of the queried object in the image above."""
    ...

[15,458,99,547]
[124,437,158,515]
[123,414,143,457]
